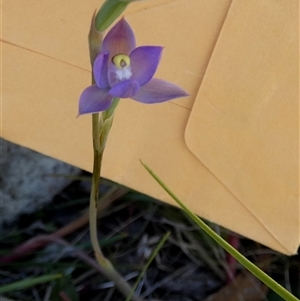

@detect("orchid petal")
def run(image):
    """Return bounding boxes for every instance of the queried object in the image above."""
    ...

[109,79,140,98]
[93,52,110,89]
[131,78,189,104]
[79,85,113,115]
[130,46,163,86]
[102,18,136,58]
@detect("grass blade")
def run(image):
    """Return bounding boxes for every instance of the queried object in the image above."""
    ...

[0,273,62,294]
[141,161,299,301]
[125,231,170,301]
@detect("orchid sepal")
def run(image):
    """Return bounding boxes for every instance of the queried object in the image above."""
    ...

[79,18,188,116]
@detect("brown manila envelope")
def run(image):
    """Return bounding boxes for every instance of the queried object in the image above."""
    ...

[2,0,299,254]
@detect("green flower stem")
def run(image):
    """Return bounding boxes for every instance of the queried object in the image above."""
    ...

[89,113,105,262]
[89,110,145,301]
[141,161,300,301]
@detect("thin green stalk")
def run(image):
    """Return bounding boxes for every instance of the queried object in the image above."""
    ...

[141,161,300,301]
[89,113,105,263]
[89,107,118,263]
[88,113,144,301]
[125,232,171,301]
[0,274,62,294]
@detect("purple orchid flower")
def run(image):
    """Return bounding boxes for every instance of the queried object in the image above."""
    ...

[79,18,188,115]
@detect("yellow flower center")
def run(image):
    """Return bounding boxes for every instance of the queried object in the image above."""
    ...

[112,54,131,69]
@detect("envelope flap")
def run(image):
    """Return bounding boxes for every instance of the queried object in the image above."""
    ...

[185,0,299,252]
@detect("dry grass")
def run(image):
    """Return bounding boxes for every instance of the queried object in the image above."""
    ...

[0,172,299,301]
